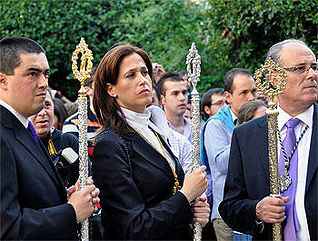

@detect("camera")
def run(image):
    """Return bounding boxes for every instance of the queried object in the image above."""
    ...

[153,64,159,73]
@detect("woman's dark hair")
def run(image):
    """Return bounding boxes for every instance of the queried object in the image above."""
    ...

[93,44,153,134]
[53,98,68,130]
[237,100,268,125]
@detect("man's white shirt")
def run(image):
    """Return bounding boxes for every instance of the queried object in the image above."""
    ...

[277,104,313,241]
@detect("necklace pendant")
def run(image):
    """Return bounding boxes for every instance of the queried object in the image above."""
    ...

[172,186,177,195]
[279,170,292,193]
[172,182,181,195]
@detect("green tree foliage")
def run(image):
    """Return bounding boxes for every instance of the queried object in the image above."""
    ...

[204,0,317,88]
[0,0,118,99]
[0,0,204,99]
[0,0,317,99]
[109,0,204,70]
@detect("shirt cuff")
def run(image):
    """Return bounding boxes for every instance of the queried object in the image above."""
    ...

[255,219,265,233]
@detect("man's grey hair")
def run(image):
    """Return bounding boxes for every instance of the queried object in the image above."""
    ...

[265,39,309,65]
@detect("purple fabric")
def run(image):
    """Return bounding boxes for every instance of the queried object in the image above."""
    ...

[279,118,301,241]
[27,121,40,145]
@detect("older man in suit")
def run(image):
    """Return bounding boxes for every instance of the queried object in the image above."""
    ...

[219,39,317,240]
[0,37,99,240]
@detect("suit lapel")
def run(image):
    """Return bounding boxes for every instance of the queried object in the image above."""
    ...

[16,123,63,187]
[1,106,65,191]
[305,103,318,192]
[131,131,175,181]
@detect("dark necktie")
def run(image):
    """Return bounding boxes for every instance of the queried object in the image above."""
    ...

[279,118,301,240]
[27,121,40,145]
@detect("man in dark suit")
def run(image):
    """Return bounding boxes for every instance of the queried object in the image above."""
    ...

[0,37,99,239]
[219,39,317,240]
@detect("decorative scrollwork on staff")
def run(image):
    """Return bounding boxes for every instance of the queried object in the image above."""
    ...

[254,58,287,102]
[186,43,201,170]
[186,43,201,92]
[72,38,94,85]
[186,42,202,241]
[72,37,94,241]
[254,57,287,241]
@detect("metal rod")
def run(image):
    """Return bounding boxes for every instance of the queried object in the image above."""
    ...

[186,42,202,241]
[78,93,89,241]
[254,58,287,241]
[267,103,282,241]
[72,38,94,241]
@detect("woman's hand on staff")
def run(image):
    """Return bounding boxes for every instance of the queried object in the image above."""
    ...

[67,177,100,222]
[180,165,208,202]
[192,197,210,227]
[67,177,97,200]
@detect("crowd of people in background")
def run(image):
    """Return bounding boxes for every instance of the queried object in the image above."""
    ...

[0,37,317,241]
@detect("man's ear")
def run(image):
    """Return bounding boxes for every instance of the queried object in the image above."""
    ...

[0,73,8,90]
[204,106,211,116]
[106,83,117,98]
[224,91,232,105]
[160,94,166,107]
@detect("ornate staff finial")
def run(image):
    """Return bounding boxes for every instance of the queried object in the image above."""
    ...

[72,37,94,241]
[187,42,202,241]
[254,57,287,241]
[72,37,94,96]
[254,57,287,110]
[186,42,201,90]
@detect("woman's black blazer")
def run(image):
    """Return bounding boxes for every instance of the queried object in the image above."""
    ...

[92,126,193,240]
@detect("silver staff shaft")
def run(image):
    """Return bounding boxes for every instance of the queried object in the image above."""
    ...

[191,87,201,169]
[72,38,94,241]
[186,42,202,241]
[78,91,89,241]
[191,86,202,241]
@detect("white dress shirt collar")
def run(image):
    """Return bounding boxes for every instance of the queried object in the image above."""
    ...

[277,104,313,131]
[0,99,29,128]
[120,107,174,168]
[229,107,237,124]
[120,107,165,138]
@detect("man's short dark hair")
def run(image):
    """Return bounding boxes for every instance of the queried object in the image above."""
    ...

[0,37,45,75]
[224,68,252,93]
[201,88,224,111]
[152,83,161,103]
[157,71,184,95]
[176,70,187,78]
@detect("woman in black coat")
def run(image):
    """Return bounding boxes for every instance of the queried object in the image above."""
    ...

[92,44,209,240]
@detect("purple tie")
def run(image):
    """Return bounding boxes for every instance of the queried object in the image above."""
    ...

[27,121,40,145]
[279,118,301,241]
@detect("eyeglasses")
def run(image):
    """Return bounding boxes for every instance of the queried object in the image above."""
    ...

[211,100,226,106]
[283,63,318,75]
